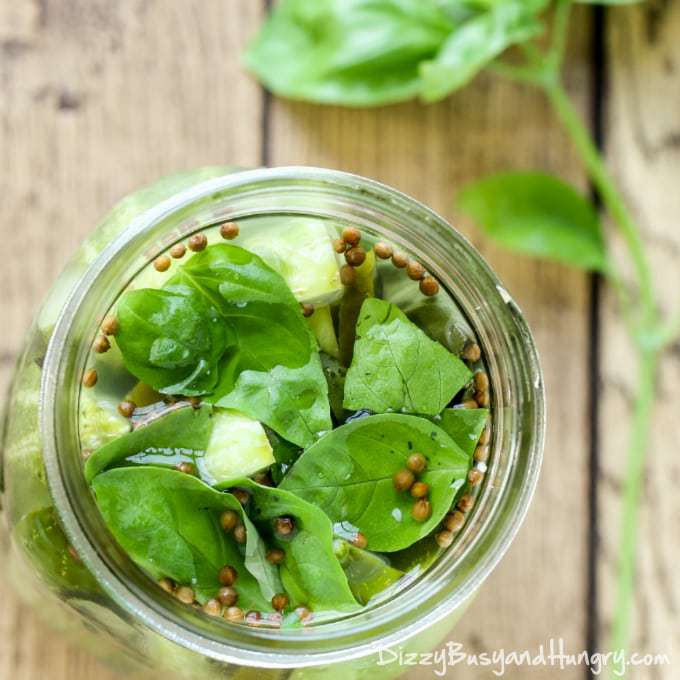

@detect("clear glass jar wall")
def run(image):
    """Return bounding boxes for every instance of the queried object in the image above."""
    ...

[0,167,544,679]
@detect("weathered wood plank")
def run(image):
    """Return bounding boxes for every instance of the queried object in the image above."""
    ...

[598,4,680,677]
[269,11,594,679]
[0,1,264,679]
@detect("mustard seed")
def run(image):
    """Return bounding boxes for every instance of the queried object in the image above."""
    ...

[93,335,110,354]
[474,371,489,392]
[170,243,186,259]
[266,548,285,565]
[203,599,222,617]
[188,233,208,252]
[406,453,427,473]
[82,369,98,388]
[158,577,176,594]
[443,511,465,533]
[272,593,289,612]
[220,510,239,532]
[475,390,490,408]
[176,586,195,604]
[462,341,481,363]
[410,481,429,499]
[393,468,415,492]
[462,399,478,409]
[374,242,393,259]
[333,238,347,254]
[435,530,454,549]
[301,303,315,318]
[406,260,425,281]
[219,565,238,586]
[345,246,366,267]
[391,252,408,268]
[473,445,489,463]
[176,461,197,476]
[412,499,432,523]
[457,495,475,514]
[224,606,244,622]
[342,226,361,246]
[340,265,356,286]
[233,524,247,544]
[468,469,484,486]
[101,315,119,336]
[218,586,239,606]
[275,516,295,537]
[351,532,368,550]
[117,400,136,418]
[220,222,239,240]
[419,276,439,297]
[154,255,171,272]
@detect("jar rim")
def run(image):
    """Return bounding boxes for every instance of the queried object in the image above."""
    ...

[40,166,545,668]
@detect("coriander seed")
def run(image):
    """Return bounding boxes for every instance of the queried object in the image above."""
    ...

[340,265,356,286]
[473,445,489,463]
[154,255,171,272]
[342,226,361,246]
[170,243,186,259]
[203,599,222,617]
[93,335,110,354]
[101,315,119,336]
[374,242,393,259]
[345,246,366,267]
[468,469,484,486]
[419,276,439,296]
[435,530,454,548]
[457,495,475,513]
[218,565,238,586]
[352,532,368,549]
[275,516,295,537]
[272,593,289,612]
[218,586,238,606]
[188,233,208,252]
[117,400,136,418]
[443,511,465,533]
[474,371,489,392]
[412,499,432,523]
[233,524,247,544]
[266,548,285,565]
[82,369,98,388]
[406,453,427,473]
[406,260,425,281]
[462,399,478,409]
[333,238,346,254]
[220,222,239,240]
[391,252,408,268]
[224,606,244,622]
[176,586,195,604]
[295,606,312,622]
[410,481,429,499]
[393,468,415,492]
[462,341,481,363]
[158,577,176,594]
[176,461,197,476]
[220,510,239,532]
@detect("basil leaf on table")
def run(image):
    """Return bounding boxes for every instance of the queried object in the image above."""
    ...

[279,414,469,552]
[343,298,471,416]
[115,286,229,396]
[244,0,457,107]
[91,467,280,606]
[225,480,359,612]
[458,171,608,271]
[437,407,489,460]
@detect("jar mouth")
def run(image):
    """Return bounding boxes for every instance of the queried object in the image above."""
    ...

[40,167,545,668]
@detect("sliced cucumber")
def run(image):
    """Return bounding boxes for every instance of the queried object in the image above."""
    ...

[202,408,275,484]
[78,388,131,453]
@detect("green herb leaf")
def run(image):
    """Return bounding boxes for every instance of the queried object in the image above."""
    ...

[437,407,489,459]
[280,414,469,552]
[226,480,359,612]
[91,467,279,606]
[343,298,471,416]
[458,171,608,271]
[419,2,545,102]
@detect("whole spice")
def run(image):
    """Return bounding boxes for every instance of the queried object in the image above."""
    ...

[341,226,361,246]
[188,233,208,252]
[218,565,238,586]
[374,242,393,259]
[412,499,432,523]
[170,243,186,259]
[393,469,415,492]
[82,369,98,388]
[154,255,171,272]
[220,222,240,240]
[218,587,238,606]
[419,276,439,297]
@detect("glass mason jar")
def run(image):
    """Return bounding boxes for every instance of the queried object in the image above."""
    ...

[0,167,544,679]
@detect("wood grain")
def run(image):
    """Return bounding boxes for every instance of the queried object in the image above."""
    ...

[597,3,680,677]
[268,10,594,679]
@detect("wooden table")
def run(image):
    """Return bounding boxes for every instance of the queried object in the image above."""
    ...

[1,3,678,679]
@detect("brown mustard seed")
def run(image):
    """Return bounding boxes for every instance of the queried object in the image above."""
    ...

[412,499,432,523]
[373,242,393,259]
[393,468,415,492]
[457,495,475,514]
[203,599,222,617]
[176,461,197,476]
[82,369,98,388]
[333,238,347,254]
[275,516,295,537]
[93,335,110,354]
[462,341,482,363]
[170,243,186,259]
[272,593,289,612]
[474,371,490,392]
[443,511,466,533]
[345,246,366,267]
[391,252,408,268]
[468,469,484,486]
[351,532,368,550]
[101,315,119,336]
[233,524,247,544]
[154,255,171,272]
[479,424,491,446]
[266,548,285,565]
[473,445,489,463]
[406,260,426,281]
[301,303,315,318]
[419,276,439,297]
[341,226,361,246]
[475,390,490,408]
[294,606,312,622]
[406,453,427,473]
[224,606,244,622]
[410,481,430,499]
[220,510,239,532]
[220,222,240,240]
[188,233,208,252]
[435,530,454,549]
[218,565,238,586]
[218,586,239,606]
[158,577,176,594]
[117,400,136,418]
[176,586,195,605]
[462,399,478,410]
[340,264,357,286]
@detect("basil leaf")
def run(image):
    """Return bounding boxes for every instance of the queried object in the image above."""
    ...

[343,298,471,416]
[279,414,469,552]
[91,467,279,606]
[244,0,457,106]
[437,407,489,459]
[420,1,544,102]
[226,480,359,612]
[458,171,608,271]
[115,286,229,396]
